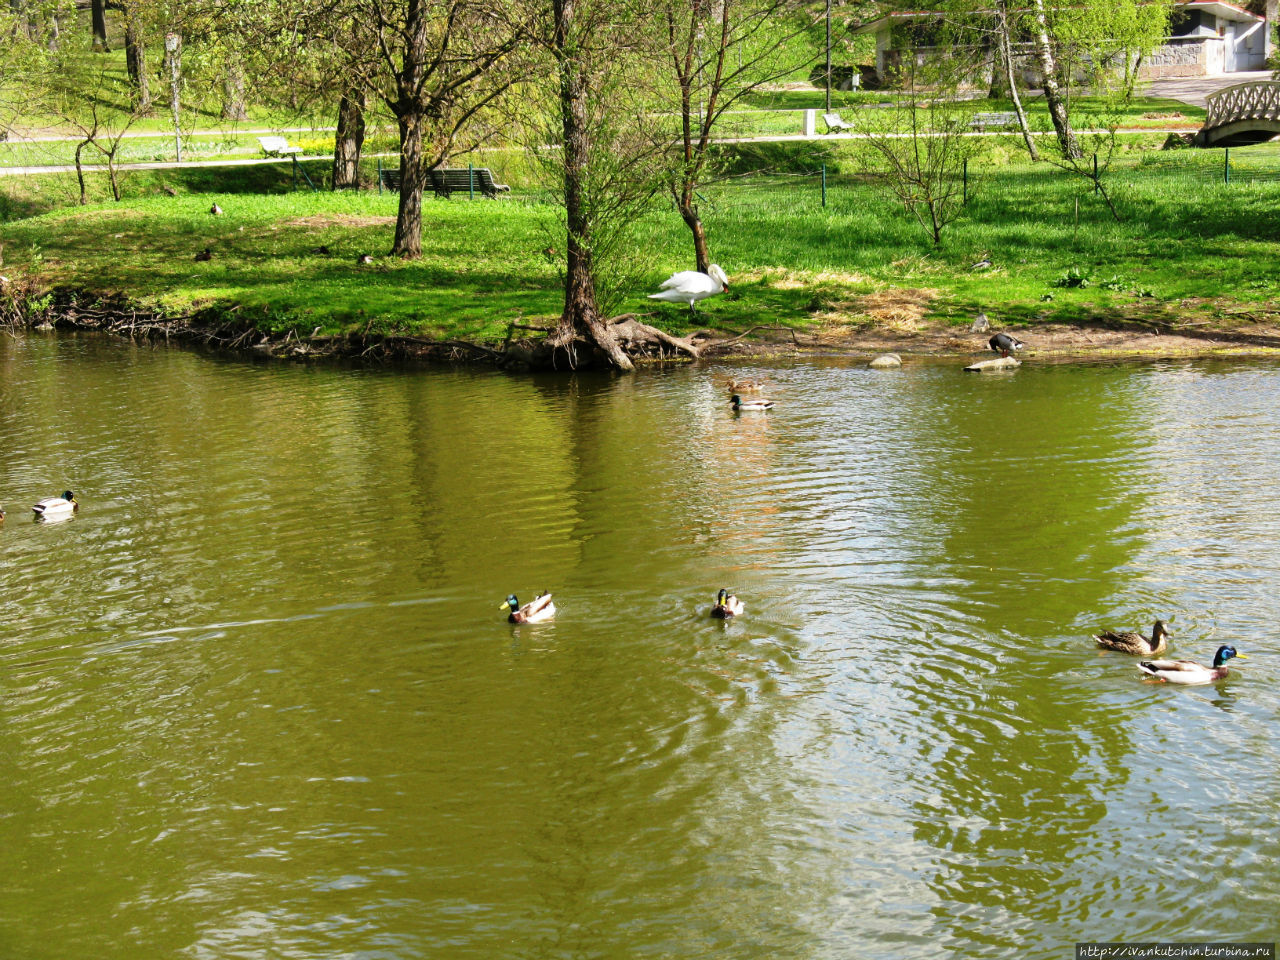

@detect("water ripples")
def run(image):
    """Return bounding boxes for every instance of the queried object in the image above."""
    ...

[5,342,1280,957]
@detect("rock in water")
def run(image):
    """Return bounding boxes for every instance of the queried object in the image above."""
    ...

[869,353,902,369]
[965,356,1021,372]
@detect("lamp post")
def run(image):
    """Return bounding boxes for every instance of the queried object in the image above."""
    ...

[825,0,832,113]
[165,32,181,162]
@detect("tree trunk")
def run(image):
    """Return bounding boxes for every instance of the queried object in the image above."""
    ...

[677,199,710,274]
[1029,0,1080,159]
[551,0,634,371]
[332,90,366,190]
[392,114,425,257]
[74,139,89,205]
[10,0,32,41]
[106,147,121,201]
[997,3,1038,161]
[221,61,248,121]
[124,10,151,113]
[46,9,59,51]
[90,0,109,51]
[1268,0,1278,61]
[390,0,429,258]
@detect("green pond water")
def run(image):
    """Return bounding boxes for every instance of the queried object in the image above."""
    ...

[1,332,1277,959]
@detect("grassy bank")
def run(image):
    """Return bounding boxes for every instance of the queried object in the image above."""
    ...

[3,142,1280,346]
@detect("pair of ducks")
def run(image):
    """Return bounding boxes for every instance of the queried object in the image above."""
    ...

[728,379,774,412]
[1095,619,1245,685]
[501,589,745,624]
[2,491,78,523]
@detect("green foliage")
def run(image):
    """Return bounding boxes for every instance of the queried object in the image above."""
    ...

[6,141,1280,341]
[1052,266,1090,287]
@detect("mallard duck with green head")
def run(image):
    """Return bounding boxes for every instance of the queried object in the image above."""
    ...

[1138,645,1245,685]
[33,491,77,522]
[1094,619,1171,656]
[501,592,555,624]
[731,394,774,412]
[710,589,744,619]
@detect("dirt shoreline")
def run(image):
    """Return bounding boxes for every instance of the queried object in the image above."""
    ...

[703,319,1280,362]
[9,286,1280,367]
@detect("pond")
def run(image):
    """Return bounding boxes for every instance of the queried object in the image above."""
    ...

[1,332,1277,959]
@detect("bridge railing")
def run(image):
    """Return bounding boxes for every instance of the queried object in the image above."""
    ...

[1204,80,1280,130]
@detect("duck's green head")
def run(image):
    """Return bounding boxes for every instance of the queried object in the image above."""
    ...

[500,594,519,612]
[731,395,741,405]
[716,588,729,604]
[1214,645,1244,667]
[63,491,75,502]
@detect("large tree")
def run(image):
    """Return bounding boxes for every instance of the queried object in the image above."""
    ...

[301,0,524,256]
[531,0,679,370]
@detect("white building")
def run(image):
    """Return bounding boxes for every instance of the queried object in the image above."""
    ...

[853,0,1267,85]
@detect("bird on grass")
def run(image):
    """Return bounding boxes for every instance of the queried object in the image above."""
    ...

[194,247,213,262]
[210,202,223,216]
[731,394,774,412]
[988,332,1024,358]
[970,256,993,272]
[501,592,555,624]
[312,244,331,256]
[1138,645,1244,685]
[1094,619,1171,656]
[356,253,374,265]
[648,264,730,315]
[33,491,77,522]
[710,589,745,619]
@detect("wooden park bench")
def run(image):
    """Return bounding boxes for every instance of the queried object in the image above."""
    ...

[429,167,510,199]
[378,166,402,192]
[969,111,1016,131]
[822,112,852,134]
[258,135,303,156]
[377,166,510,198]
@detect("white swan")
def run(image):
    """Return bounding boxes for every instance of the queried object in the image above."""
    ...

[33,490,78,522]
[648,264,730,314]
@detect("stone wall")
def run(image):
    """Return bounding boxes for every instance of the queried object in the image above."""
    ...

[1139,38,1213,78]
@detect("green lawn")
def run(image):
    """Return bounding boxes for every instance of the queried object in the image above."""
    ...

[3,142,1280,343]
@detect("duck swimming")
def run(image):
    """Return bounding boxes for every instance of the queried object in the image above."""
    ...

[1094,619,1171,656]
[731,394,774,411]
[1137,645,1244,685]
[501,592,555,624]
[710,589,744,619]
[33,491,77,522]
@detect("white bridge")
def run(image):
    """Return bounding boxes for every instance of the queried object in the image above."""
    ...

[1197,81,1280,147]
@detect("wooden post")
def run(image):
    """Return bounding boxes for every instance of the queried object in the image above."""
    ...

[821,164,827,207]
